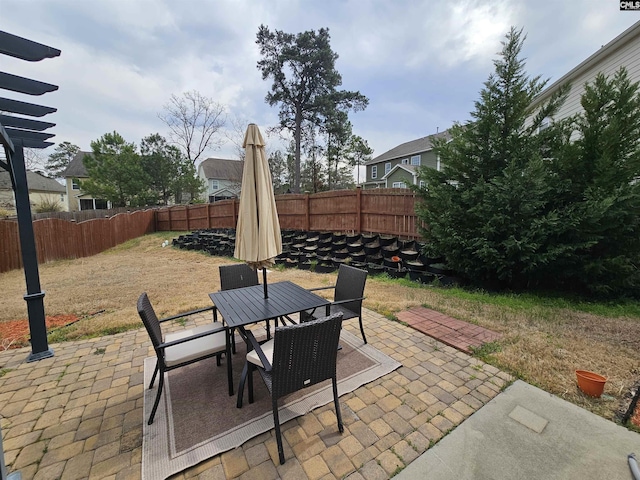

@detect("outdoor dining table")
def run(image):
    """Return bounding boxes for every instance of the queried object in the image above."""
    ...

[209,280,331,407]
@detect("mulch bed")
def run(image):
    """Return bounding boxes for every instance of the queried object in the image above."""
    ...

[0,314,79,350]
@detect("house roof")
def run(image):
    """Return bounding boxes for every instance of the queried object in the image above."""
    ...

[0,170,65,193]
[61,151,91,178]
[531,20,640,108]
[367,130,451,165]
[199,158,244,181]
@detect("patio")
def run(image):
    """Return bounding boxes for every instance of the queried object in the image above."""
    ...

[0,307,511,480]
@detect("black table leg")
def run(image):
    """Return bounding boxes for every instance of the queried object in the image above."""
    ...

[237,362,248,408]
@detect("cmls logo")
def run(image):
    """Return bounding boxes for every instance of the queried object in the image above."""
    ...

[621,1,640,9]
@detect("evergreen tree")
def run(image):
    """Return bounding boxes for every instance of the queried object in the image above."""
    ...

[81,132,147,207]
[345,135,373,186]
[268,150,288,193]
[553,69,640,296]
[256,25,368,193]
[139,133,202,205]
[175,159,205,204]
[46,141,80,177]
[415,27,571,289]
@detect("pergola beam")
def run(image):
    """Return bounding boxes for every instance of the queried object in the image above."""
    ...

[0,29,59,363]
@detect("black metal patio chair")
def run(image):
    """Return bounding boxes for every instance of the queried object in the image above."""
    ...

[218,263,289,342]
[241,312,344,464]
[305,264,368,343]
[218,263,265,351]
[137,292,232,425]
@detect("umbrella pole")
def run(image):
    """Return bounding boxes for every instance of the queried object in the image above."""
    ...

[263,267,268,298]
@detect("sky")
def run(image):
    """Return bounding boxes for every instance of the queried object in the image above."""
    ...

[2,0,639,169]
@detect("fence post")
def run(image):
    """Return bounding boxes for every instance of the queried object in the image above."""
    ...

[232,198,236,228]
[355,187,362,234]
[207,203,212,229]
[186,205,190,231]
[305,194,310,231]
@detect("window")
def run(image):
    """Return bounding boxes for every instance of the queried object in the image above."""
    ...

[72,180,79,190]
[210,179,220,191]
[371,165,377,179]
[411,155,421,166]
[385,163,391,174]
[419,180,426,188]
[80,198,108,210]
[392,181,407,188]
[401,158,408,165]
[60,194,64,201]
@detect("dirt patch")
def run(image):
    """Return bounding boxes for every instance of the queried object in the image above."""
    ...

[0,314,79,350]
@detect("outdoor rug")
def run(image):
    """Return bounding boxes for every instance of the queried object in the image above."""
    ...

[142,329,401,480]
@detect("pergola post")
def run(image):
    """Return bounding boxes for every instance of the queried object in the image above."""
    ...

[0,30,60,362]
[10,140,52,360]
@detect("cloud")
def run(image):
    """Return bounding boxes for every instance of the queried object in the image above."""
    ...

[2,0,639,163]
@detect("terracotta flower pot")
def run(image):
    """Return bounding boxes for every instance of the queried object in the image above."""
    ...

[576,370,607,398]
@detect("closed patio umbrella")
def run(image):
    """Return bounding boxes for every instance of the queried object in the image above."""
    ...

[234,123,282,298]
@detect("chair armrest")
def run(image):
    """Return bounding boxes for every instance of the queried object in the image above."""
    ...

[157,324,226,350]
[245,330,272,372]
[158,306,214,323]
[332,296,365,306]
[307,285,336,292]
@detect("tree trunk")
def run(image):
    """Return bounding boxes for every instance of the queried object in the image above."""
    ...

[294,114,302,193]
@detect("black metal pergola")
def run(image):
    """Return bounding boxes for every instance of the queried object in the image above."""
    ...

[0,31,60,362]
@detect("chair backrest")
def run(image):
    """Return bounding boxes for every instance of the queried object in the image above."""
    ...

[271,312,343,399]
[219,264,259,291]
[334,264,367,314]
[137,292,163,350]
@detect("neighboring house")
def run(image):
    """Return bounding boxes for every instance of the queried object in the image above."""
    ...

[529,20,640,129]
[60,152,109,211]
[0,170,67,215]
[197,158,244,202]
[362,130,451,189]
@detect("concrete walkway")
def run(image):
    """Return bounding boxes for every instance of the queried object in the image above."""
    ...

[0,308,512,479]
[396,380,640,480]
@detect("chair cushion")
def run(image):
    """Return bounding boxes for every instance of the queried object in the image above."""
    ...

[246,338,274,368]
[164,323,227,367]
[312,304,356,322]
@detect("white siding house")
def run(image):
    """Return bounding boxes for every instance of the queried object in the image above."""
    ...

[529,20,640,126]
[60,152,109,211]
[197,158,244,202]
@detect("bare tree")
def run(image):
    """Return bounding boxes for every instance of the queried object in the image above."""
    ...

[24,148,48,173]
[224,113,250,161]
[158,90,227,164]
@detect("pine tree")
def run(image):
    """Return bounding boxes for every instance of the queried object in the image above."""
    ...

[555,69,640,296]
[46,141,80,177]
[415,27,571,289]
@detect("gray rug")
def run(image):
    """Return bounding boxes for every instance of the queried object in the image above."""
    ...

[142,330,402,480]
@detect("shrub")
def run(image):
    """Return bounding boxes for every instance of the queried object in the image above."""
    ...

[34,198,63,213]
[415,28,640,298]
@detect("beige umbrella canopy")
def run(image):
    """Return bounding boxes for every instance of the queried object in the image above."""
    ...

[234,123,282,298]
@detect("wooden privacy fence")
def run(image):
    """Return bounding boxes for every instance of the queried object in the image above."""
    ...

[156,188,422,239]
[0,210,155,273]
[0,190,422,273]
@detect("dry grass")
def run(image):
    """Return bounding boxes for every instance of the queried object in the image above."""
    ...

[0,232,638,423]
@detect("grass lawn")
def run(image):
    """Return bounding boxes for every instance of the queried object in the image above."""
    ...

[0,232,638,425]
